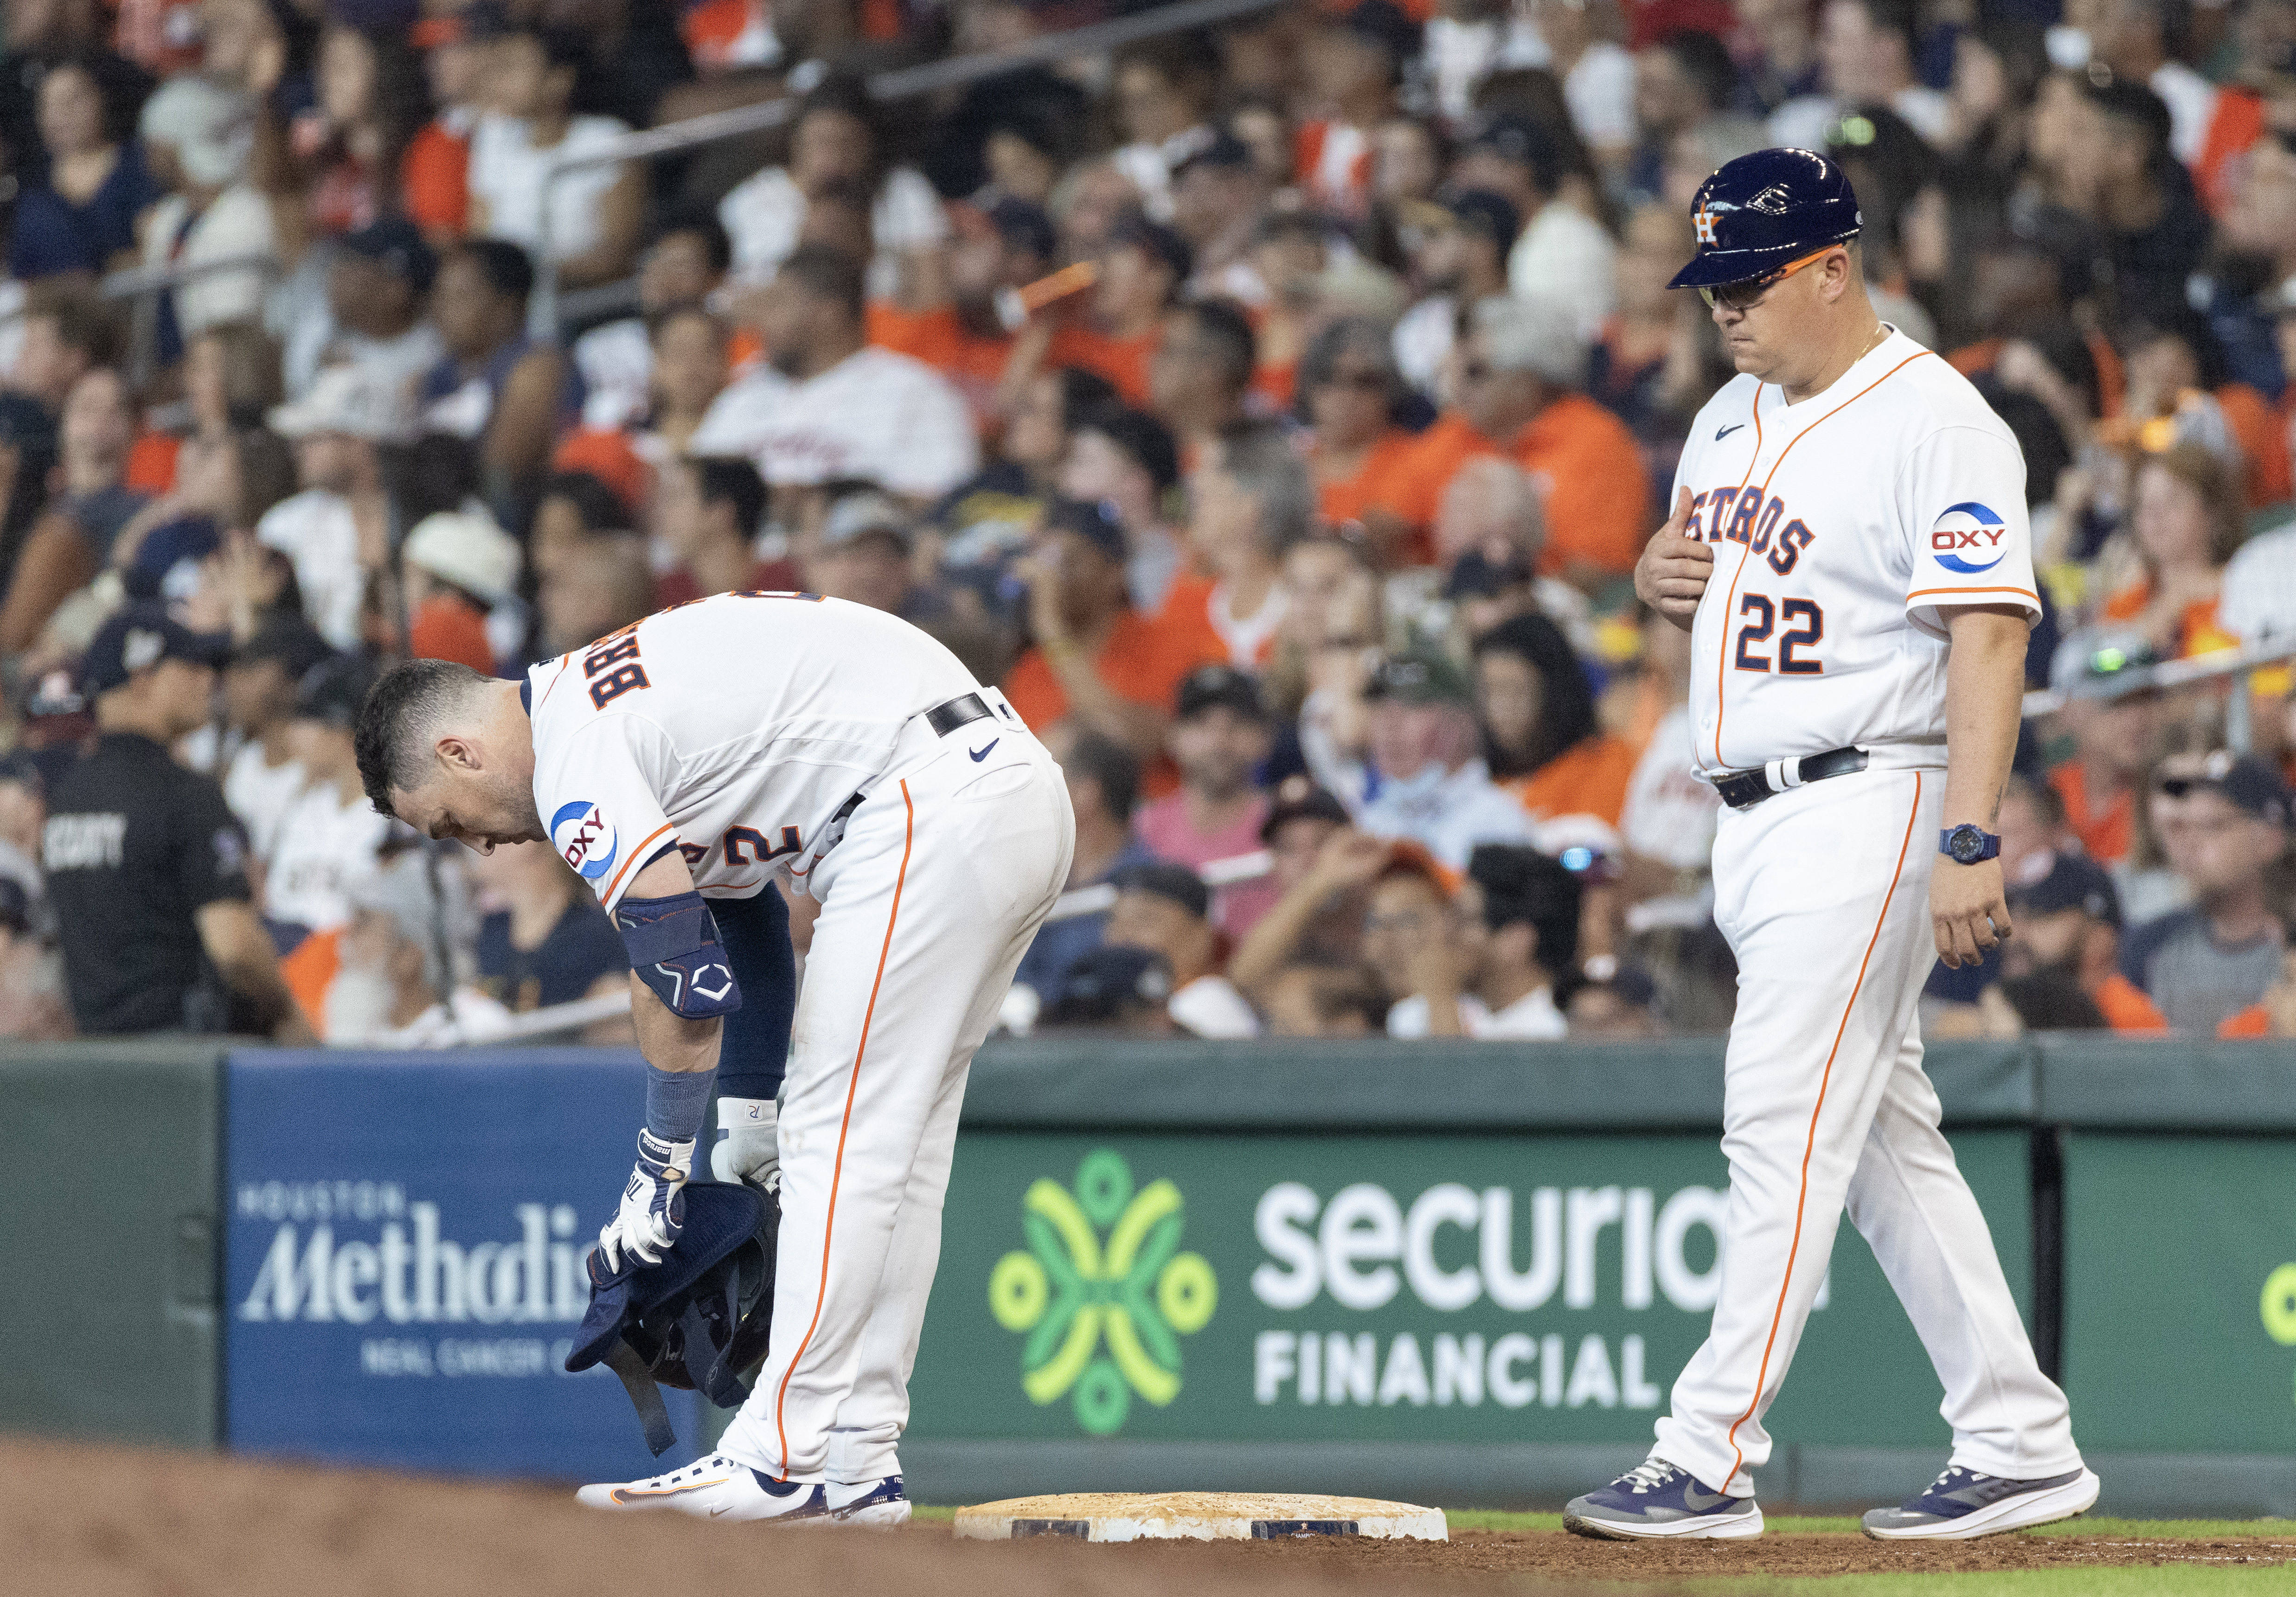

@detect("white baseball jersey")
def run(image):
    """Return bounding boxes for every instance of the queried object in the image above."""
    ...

[526,592,982,909]
[1675,328,2041,775]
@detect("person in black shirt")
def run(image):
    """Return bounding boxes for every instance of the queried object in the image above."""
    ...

[40,602,312,1039]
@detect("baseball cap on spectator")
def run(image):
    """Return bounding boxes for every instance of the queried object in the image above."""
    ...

[1259,780,1351,843]
[1474,294,1588,389]
[122,515,221,601]
[1076,406,1180,493]
[138,76,256,187]
[1044,498,1130,566]
[1112,860,1212,920]
[236,615,334,680]
[414,0,511,45]
[2006,851,2123,928]
[2155,751,2291,826]
[1443,188,1521,249]
[1048,944,1174,1025]
[295,652,383,728]
[1465,113,1564,193]
[1444,549,1534,600]
[404,511,521,607]
[1334,0,1422,69]
[340,216,438,296]
[1174,128,1257,181]
[1373,837,1454,894]
[1364,646,1474,707]
[1110,215,1193,285]
[2048,627,2158,700]
[551,431,650,523]
[1174,663,1264,722]
[80,601,231,695]
[823,490,913,551]
[269,364,417,444]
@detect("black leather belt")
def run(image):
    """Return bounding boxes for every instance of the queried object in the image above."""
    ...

[922,691,995,737]
[1713,746,1868,811]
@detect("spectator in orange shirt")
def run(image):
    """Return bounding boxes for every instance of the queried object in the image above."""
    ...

[1246,211,1329,409]
[401,12,492,240]
[1295,1,1417,220]
[1149,296,1257,467]
[1999,850,2168,1032]
[2098,442,2245,660]
[1301,317,1421,560]
[1472,611,1636,829]
[1163,426,1315,670]
[1042,215,1188,406]
[2044,632,2166,867]
[870,197,1059,426]
[1004,498,1224,773]
[1384,295,1653,590]
[399,509,519,676]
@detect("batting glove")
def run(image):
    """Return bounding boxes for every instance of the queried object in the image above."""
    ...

[596,1129,694,1278]
[711,1097,780,1194]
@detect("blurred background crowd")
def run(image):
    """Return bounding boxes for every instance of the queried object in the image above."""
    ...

[0,0,2292,1049]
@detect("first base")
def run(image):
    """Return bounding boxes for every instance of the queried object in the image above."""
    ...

[954,1492,1447,1542]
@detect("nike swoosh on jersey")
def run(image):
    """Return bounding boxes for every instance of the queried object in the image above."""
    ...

[1715,422,1746,440]
[968,739,1000,761]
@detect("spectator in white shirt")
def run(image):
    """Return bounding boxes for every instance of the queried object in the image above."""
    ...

[1373,842,1578,1039]
[325,849,513,1048]
[718,72,947,302]
[1453,115,1616,341]
[266,654,390,940]
[1528,0,1637,166]
[259,364,414,651]
[1394,188,1518,403]
[214,617,331,864]
[572,213,732,433]
[1338,647,1538,869]
[687,244,978,506]
[1103,861,1262,1038]
[468,23,643,287]
[296,217,444,407]
[137,75,272,347]
[1109,38,1220,222]
[1770,0,1950,150]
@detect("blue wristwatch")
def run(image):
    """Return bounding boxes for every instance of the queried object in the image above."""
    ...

[1939,824,2001,866]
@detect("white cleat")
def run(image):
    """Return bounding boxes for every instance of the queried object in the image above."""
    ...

[826,1475,911,1527]
[575,1455,830,1522]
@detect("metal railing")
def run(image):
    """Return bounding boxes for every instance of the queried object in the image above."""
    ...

[0,248,283,382]
[527,0,1289,332]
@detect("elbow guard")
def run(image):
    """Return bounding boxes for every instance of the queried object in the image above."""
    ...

[616,892,743,1019]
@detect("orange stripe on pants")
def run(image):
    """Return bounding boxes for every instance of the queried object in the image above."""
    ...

[771,779,915,1477]
[1719,771,1923,1491]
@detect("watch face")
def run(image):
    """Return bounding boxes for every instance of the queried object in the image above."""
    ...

[1948,826,1984,864]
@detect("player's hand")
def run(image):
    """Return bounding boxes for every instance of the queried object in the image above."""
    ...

[1307,828,1391,894]
[712,1097,780,1194]
[595,1130,694,1278]
[1931,857,2012,969]
[1635,488,1713,629]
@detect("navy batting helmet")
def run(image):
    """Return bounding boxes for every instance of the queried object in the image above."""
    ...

[1667,147,1862,291]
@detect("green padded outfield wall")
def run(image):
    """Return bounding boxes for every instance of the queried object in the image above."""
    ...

[0,1042,225,1445]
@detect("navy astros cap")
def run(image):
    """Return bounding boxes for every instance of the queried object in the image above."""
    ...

[1669,147,1863,292]
[1174,663,1264,722]
[1045,497,1131,568]
[1113,860,1212,920]
[340,215,439,294]
[80,601,231,695]
[2006,851,2123,928]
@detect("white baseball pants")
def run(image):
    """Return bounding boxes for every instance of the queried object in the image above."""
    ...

[718,717,1073,1485]
[1652,766,2083,1499]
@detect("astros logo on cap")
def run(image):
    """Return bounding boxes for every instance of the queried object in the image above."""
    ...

[1694,203,1718,245]
[1930,502,2010,574]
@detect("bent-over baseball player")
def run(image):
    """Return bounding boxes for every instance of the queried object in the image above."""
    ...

[1564,150,2097,1541]
[354,592,1074,1523]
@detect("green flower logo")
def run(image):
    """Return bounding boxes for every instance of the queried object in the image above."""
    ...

[2265,1263,2296,1407]
[988,1149,1217,1435]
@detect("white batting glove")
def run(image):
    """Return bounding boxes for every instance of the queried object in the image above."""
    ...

[597,1130,694,1277]
[711,1097,780,1194]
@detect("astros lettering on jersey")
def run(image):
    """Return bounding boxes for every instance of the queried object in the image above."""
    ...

[1672,327,2043,776]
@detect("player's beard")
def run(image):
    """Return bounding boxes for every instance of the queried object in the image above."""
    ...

[324,966,400,1043]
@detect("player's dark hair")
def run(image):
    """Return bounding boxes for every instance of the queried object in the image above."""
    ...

[777,243,867,324]
[1472,612,1599,778]
[1659,30,1739,114]
[1468,844,1582,979]
[1062,730,1141,824]
[691,455,767,542]
[454,238,537,305]
[1173,298,1259,395]
[353,658,489,817]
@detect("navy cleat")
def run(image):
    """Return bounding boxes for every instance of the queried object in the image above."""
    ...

[1564,1459,1764,1540]
[827,1474,911,1527]
[1862,1465,2100,1540]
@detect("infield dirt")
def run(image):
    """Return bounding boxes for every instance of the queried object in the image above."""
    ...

[5,1438,2290,1596]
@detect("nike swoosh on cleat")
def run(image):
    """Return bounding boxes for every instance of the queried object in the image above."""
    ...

[1716,423,1746,440]
[969,739,1000,761]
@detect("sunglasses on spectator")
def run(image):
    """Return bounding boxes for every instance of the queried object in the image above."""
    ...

[1698,245,1841,312]
[2152,777,2222,800]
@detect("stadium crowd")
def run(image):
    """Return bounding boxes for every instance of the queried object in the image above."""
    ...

[0,0,2292,1046]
